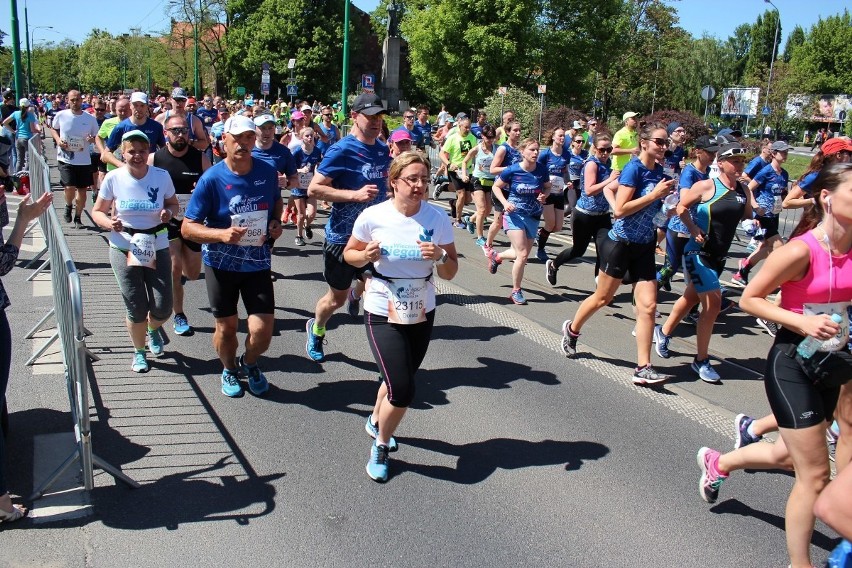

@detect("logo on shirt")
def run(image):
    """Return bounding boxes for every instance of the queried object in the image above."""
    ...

[147,186,159,204]
[228,194,268,214]
[418,228,433,242]
[361,163,388,182]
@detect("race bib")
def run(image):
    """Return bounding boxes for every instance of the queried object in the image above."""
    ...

[549,175,566,194]
[772,195,783,215]
[65,136,85,152]
[127,233,157,268]
[298,171,314,190]
[176,194,192,220]
[803,301,851,352]
[387,278,429,325]
[231,209,267,247]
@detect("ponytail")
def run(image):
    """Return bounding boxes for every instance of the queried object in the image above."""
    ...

[790,163,852,239]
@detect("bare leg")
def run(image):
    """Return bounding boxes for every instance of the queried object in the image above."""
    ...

[243,313,274,365]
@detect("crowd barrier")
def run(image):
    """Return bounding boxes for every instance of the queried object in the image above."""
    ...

[24,140,139,500]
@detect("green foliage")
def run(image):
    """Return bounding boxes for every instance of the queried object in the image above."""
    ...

[745,10,781,83]
[77,30,124,92]
[641,109,708,141]
[787,10,852,94]
[482,86,540,138]
[541,106,587,134]
[782,25,805,63]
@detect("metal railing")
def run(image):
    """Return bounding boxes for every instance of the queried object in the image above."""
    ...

[24,140,139,500]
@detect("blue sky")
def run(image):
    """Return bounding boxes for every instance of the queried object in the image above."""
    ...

[11,0,846,46]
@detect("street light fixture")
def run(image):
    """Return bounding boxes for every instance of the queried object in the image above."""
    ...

[762,0,780,131]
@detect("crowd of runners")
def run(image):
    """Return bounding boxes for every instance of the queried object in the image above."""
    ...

[3,86,852,566]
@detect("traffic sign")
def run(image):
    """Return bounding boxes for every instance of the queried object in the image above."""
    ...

[236,86,246,96]
[362,74,376,91]
[498,86,507,96]
[287,85,298,96]
[593,99,603,108]
[288,59,296,69]
[762,105,771,116]
[537,84,547,94]
[701,85,716,102]
[261,82,270,95]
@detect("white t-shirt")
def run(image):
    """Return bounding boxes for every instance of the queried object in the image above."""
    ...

[52,110,99,166]
[99,166,176,251]
[352,199,453,317]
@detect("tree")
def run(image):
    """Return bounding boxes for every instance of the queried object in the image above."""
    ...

[745,10,781,84]
[787,10,852,94]
[782,25,805,63]
[32,40,80,93]
[76,30,124,93]
[168,0,228,95]
[726,23,752,84]
[482,86,540,138]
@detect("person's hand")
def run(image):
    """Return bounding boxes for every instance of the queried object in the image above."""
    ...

[363,240,381,263]
[352,184,379,203]
[504,202,516,213]
[536,192,548,204]
[689,226,705,244]
[159,208,173,223]
[17,192,52,223]
[799,313,842,340]
[267,219,282,240]
[417,240,442,261]
[109,215,124,232]
[58,138,69,150]
[651,178,676,199]
[448,163,458,172]
[220,226,247,244]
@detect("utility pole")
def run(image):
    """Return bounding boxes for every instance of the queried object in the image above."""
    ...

[341,0,350,118]
[10,0,24,98]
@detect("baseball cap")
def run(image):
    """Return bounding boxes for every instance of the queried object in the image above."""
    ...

[446,115,456,124]
[171,87,188,100]
[130,92,148,105]
[121,130,150,144]
[455,112,468,122]
[187,97,197,105]
[770,141,791,152]
[351,93,386,116]
[224,115,257,135]
[667,121,682,136]
[821,138,852,156]
[622,111,638,121]
[573,120,583,129]
[693,135,720,152]
[18,98,30,107]
[291,110,305,121]
[253,114,276,127]
[389,129,413,143]
[300,104,312,112]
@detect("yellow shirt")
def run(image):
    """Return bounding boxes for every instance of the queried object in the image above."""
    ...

[612,126,638,171]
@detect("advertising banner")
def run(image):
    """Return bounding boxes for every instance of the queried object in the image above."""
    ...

[720,87,761,118]
[786,94,850,122]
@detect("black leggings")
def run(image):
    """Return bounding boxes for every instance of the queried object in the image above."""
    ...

[0,310,10,495]
[364,310,435,408]
[552,209,611,272]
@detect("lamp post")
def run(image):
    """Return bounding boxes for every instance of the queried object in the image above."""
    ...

[762,0,780,130]
[28,25,55,94]
[341,0,350,118]
[194,0,201,96]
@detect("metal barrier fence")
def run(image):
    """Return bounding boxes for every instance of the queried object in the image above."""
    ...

[24,140,139,500]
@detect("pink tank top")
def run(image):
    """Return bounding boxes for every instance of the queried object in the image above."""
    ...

[780,231,852,314]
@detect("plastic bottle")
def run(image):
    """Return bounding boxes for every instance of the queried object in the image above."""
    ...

[797,313,843,359]
[652,192,680,227]
[828,539,852,568]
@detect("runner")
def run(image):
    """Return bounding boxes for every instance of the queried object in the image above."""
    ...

[652,139,750,383]
[743,138,771,183]
[91,130,178,373]
[545,133,618,285]
[304,93,391,362]
[291,126,322,245]
[251,113,298,232]
[316,106,340,156]
[485,121,522,252]
[560,123,677,386]
[495,111,515,144]
[534,127,570,262]
[440,116,477,227]
[461,124,497,246]
[611,111,640,173]
[104,92,166,167]
[342,150,457,482]
[487,137,551,305]
[2,98,41,173]
[565,129,590,224]
[388,128,413,158]
[783,138,852,210]
[150,114,211,337]
[155,87,209,152]
[182,115,284,398]
[210,105,230,164]
[412,106,432,150]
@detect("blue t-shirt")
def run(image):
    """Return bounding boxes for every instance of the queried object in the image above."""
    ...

[196,107,218,131]
[668,163,709,234]
[568,149,589,181]
[317,123,340,155]
[608,157,667,244]
[537,147,569,177]
[496,142,522,169]
[577,156,612,213]
[10,110,38,139]
[318,135,391,245]
[251,141,296,177]
[665,144,686,174]
[752,163,789,218]
[797,171,819,196]
[744,155,769,180]
[106,118,165,152]
[498,162,549,217]
[292,145,322,171]
[412,120,432,147]
[183,159,281,272]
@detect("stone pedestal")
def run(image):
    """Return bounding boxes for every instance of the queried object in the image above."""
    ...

[381,36,401,112]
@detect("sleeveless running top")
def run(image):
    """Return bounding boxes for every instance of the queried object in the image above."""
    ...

[153,146,204,194]
[781,231,852,315]
[473,142,496,180]
[576,156,611,213]
[496,142,521,169]
[684,176,747,259]
[163,110,198,141]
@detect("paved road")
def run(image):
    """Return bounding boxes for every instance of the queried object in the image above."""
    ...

[1,142,841,567]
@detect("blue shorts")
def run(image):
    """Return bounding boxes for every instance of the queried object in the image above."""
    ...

[503,211,540,239]
[682,251,723,294]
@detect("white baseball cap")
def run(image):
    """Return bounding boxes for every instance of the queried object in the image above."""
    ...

[130,92,148,105]
[224,115,257,135]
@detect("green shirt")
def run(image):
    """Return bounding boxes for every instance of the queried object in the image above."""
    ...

[612,126,638,171]
[97,116,121,172]
[442,131,477,167]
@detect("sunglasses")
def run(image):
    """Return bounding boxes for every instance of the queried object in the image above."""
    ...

[167,127,189,135]
[322,113,332,117]
[597,146,613,152]
[573,139,584,143]
[95,108,106,111]
[647,138,669,147]
[719,147,747,157]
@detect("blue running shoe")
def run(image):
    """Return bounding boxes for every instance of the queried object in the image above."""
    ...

[536,248,548,262]
[653,324,671,358]
[173,313,192,336]
[305,318,325,362]
[366,442,390,482]
[239,355,269,396]
[221,369,243,397]
[734,413,762,449]
[364,416,398,452]
[475,236,487,247]
[691,358,720,383]
[131,351,148,373]
[148,327,164,357]
[509,289,527,305]
[463,215,475,235]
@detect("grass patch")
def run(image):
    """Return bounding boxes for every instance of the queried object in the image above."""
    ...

[785,153,811,182]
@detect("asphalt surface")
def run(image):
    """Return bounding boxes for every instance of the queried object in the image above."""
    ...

[1,140,841,567]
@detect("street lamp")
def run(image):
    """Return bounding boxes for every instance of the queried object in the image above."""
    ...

[28,25,55,94]
[762,0,780,131]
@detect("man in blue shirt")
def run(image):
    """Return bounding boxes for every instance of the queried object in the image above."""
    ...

[104,92,166,168]
[412,105,432,150]
[182,115,283,398]
[304,93,391,362]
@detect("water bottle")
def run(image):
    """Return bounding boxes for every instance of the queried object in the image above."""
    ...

[797,313,843,359]
[828,539,852,568]
[652,192,679,227]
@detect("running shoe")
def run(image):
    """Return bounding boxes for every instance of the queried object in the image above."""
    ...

[304,225,313,240]
[545,259,557,286]
[653,325,671,359]
[697,447,728,504]
[719,297,736,314]
[475,237,487,247]
[509,289,527,305]
[239,355,269,396]
[729,272,747,288]
[366,442,390,482]
[682,308,700,325]
[431,183,443,201]
[305,318,325,362]
[91,190,98,204]
[131,351,149,373]
[734,414,762,450]
[453,221,466,229]
[63,206,72,223]
[221,369,244,397]
[561,320,579,357]
[347,289,361,318]
[462,215,475,235]
[148,327,164,357]
[756,318,777,337]
[632,365,671,387]
[745,238,758,253]
[535,248,548,262]
[487,249,501,274]
[173,313,192,336]
[74,216,83,229]
[482,244,494,257]
[364,416,398,452]
[295,235,306,246]
[691,358,721,383]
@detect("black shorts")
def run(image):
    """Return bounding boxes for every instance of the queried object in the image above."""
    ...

[765,328,852,429]
[59,162,93,189]
[758,216,780,239]
[167,218,202,252]
[323,241,370,292]
[472,178,493,193]
[204,265,274,318]
[598,236,657,282]
[545,192,565,210]
[448,171,472,193]
[491,191,505,213]
[90,153,106,174]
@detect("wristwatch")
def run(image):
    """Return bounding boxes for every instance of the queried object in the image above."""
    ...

[436,248,449,265]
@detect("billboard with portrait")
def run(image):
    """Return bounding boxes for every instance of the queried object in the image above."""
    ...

[786,94,850,122]
[720,87,760,118]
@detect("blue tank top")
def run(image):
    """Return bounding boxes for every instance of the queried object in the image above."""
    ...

[668,163,709,234]
[576,156,611,213]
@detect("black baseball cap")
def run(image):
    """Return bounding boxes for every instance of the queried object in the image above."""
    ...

[351,93,386,116]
